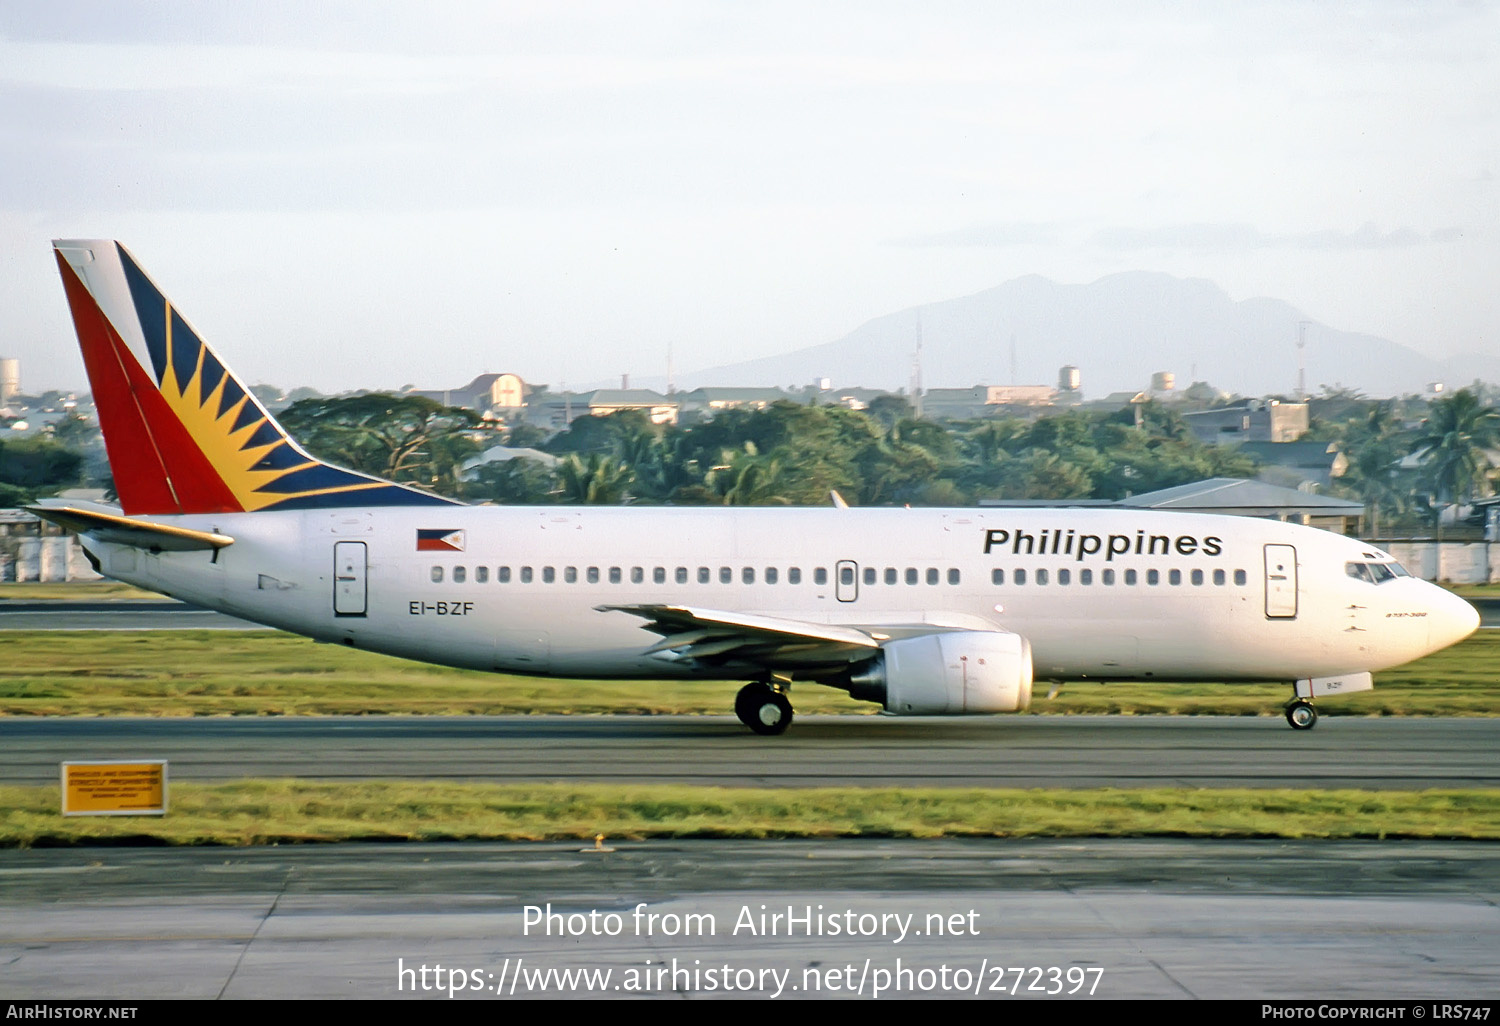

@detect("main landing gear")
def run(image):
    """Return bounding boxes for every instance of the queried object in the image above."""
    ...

[1284,699,1318,730]
[735,680,793,736]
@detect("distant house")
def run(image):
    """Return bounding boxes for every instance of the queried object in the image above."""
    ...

[1237,440,1348,490]
[1183,401,1309,444]
[408,373,530,413]
[522,389,681,428]
[922,384,1057,420]
[677,387,790,417]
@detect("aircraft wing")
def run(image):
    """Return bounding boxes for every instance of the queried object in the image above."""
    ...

[27,503,234,552]
[597,603,881,669]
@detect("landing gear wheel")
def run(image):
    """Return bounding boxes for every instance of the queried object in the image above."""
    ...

[1285,700,1317,730]
[735,682,793,736]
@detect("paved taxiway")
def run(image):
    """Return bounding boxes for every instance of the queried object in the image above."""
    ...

[3,715,1497,788]
[2,838,1496,1000]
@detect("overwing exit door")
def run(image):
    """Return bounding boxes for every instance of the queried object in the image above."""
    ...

[835,560,859,602]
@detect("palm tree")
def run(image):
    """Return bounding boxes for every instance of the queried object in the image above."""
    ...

[1411,389,1500,512]
[1340,400,1413,536]
[555,453,634,504]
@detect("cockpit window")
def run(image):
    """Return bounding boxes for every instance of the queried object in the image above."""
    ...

[1347,561,1403,585]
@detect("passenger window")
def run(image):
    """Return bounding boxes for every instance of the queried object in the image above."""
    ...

[1057,568,1070,585]
[430,566,443,583]
[788,567,802,584]
[564,566,577,583]
[926,567,939,585]
[766,567,779,584]
[498,566,511,583]
[1213,569,1225,585]
[991,568,1004,585]
[676,567,688,584]
[863,567,876,585]
[947,568,960,585]
[653,567,666,584]
[1191,569,1203,586]
[1036,568,1049,585]
[1147,569,1159,585]
[1015,568,1027,585]
[698,567,710,584]
[630,566,643,584]
[743,567,756,584]
[885,567,898,585]
[1168,569,1180,585]
[520,566,533,583]
[1102,568,1114,585]
[543,566,556,583]
[1234,569,1247,586]
[1124,569,1137,585]
[476,566,488,584]
[453,566,466,583]
[609,567,621,584]
[586,566,599,584]
[905,568,918,585]
[814,568,828,585]
[840,566,855,585]
[719,566,732,584]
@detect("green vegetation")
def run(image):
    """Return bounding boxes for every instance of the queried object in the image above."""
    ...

[0,435,84,506]
[276,393,492,495]
[0,628,1495,718]
[463,400,1263,507]
[4,781,1498,847]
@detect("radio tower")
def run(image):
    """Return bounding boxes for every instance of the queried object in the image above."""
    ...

[1297,321,1310,399]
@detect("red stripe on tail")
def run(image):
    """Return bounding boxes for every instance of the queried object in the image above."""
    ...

[56,250,243,515]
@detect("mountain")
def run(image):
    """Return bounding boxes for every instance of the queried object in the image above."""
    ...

[670,272,1450,399]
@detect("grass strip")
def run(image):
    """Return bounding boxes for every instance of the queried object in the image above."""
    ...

[1,629,1497,718]
[3,781,1499,847]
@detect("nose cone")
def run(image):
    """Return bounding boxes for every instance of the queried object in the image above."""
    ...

[1430,589,1481,652]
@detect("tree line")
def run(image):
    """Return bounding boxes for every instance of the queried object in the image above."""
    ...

[4,388,1494,528]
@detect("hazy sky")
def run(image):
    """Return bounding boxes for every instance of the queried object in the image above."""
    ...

[2,1,1496,394]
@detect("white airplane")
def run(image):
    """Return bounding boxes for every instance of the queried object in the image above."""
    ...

[36,240,1479,734]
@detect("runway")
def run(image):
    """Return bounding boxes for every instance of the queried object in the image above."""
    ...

[1,838,1496,1000]
[0,600,265,630]
[3,714,1497,788]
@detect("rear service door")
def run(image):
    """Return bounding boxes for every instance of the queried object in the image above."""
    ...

[334,541,368,617]
[1264,544,1297,619]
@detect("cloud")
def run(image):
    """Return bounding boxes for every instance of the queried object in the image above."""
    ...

[1091,222,1466,252]
[891,223,1066,248]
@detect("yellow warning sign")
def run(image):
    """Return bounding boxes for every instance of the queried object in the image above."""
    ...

[62,761,168,816]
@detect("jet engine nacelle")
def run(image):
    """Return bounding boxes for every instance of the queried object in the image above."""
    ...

[849,630,1034,715]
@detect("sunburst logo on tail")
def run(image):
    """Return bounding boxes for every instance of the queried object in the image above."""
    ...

[55,240,457,514]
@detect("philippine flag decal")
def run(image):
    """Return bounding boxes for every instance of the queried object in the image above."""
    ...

[416,529,466,552]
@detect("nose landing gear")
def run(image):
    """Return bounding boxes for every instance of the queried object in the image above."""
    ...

[1284,699,1318,730]
[735,680,793,736]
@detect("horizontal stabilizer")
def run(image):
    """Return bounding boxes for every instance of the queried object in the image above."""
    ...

[28,503,234,552]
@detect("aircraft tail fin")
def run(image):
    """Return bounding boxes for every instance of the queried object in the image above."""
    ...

[52,240,456,515]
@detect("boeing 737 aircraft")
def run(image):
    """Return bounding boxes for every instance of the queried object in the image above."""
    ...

[35,240,1479,734]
